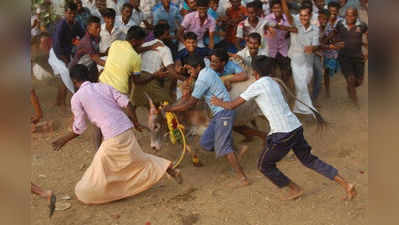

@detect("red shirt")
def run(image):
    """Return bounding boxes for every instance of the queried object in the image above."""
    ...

[225,6,247,43]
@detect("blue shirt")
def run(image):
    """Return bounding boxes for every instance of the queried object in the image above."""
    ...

[192,67,231,115]
[176,47,212,63]
[152,3,182,33]
[204,59,244,76]
[52,19,85,60]
[75,7,92,30]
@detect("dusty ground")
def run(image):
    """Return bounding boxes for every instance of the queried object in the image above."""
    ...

[31,66,368,225]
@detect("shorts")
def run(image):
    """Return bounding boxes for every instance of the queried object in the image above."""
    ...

[323,57,339,77]
[200,110,235,158]
[338,56,365,79]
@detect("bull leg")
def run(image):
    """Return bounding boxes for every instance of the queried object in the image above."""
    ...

[233,125,267,142]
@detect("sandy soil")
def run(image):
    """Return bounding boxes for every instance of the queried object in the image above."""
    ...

[31,67,368,225]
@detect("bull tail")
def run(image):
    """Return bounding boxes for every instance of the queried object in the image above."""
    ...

[272,78,328,131]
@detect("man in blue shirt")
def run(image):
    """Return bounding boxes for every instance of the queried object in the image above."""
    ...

[163,54,249,187]
[152,0,182,36]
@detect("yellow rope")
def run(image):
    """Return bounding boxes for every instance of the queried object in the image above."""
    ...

[160,101,187,168]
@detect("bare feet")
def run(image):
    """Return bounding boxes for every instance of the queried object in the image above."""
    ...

[237,145,248,162]
[228,177,250,189]
[281,182,304,201]
[343,184,357,201]
[31,114,42,124]
[32,121,54,133]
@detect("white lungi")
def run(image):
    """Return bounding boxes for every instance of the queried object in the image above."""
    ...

[48,48,75,93]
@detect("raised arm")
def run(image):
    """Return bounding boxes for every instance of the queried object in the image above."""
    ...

[281,0,294,26]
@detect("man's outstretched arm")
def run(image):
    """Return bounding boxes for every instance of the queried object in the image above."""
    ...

[210,96,246,110]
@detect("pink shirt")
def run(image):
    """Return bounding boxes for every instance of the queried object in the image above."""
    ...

[182,11,216,44]
[265,13,290,58]
[71,81,133,140]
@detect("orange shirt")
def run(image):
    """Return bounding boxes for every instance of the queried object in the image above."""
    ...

[225,6,247,44]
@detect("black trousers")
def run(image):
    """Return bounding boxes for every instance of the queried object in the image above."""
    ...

[257,127,338,188]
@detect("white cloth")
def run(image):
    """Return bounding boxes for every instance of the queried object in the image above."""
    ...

[106,0,118,11]
[287,19,319,115]
[236,46,268,66]
[140,39,174,74]
[99,23,124,53]
[240,77,302,135]
[115,15,137,40]
[83,0,103,19]
[48,48,75,93]
[131,8,145,27]
[50,0,65,16]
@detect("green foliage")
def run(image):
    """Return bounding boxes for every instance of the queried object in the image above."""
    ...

[31,0,58,27]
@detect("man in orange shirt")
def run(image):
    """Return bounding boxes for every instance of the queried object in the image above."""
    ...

[224,0,247,51]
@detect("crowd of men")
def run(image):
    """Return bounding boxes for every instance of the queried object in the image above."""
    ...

[31,0,367,213]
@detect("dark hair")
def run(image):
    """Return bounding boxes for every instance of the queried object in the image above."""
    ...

[154,23,170,38]
[186,54,205,69]
[184,32,198,41]
[328,1,341,10]
[121,3,133,11]
[70,64,89,82]
[251,55,274,77]
[65,2,78,11]
[87,16,101,26]
[248,32,261,44]
[300,0,313,14]
[197,0,210,7]
[318,9,330,17]
[252,0,263,9]
[246,1,257,9]
[103,8,116,18]
[269,0,281,9]
[126,26,147,41]
[211,48,229,63]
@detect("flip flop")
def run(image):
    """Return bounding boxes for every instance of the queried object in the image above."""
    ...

[49,194,56,218]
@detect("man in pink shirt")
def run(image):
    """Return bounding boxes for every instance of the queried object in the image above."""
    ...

[178,0,216,49]
[265,0,292,86]
[51,64,182,205]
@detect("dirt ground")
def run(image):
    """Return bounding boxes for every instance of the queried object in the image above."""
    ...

[31,66,368,225]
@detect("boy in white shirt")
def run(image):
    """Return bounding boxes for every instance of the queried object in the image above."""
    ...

[99,8,124,54]
[211,55,357,201]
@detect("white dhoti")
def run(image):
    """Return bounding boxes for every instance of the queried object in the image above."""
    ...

[48,48,75,93]
[291,56,316,115]
[75,129,171,205]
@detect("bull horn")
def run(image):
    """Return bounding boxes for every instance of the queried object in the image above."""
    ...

[144,92,155,109]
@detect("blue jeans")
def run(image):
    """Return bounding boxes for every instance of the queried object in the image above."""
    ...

[312,55,323,100]
[200,110,235,158]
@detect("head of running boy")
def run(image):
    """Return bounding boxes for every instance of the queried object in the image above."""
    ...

[153,23,171,42]
[197,0,210,20]
[270,0,283,19]
[121,3,133,24]
[103,8,116,31]
[251,55,275,80]
[252,0,264,18]
[184,54,206,79]
[318,9,329,28]
[210,48,229,74]
[87,16,101,38]
[126,26,147,48]
[183,32,198,53]
[328,2,340,20]
[345,7,358,25]
[161,0,171,10]
[70,64,90,90]
[65,2,78,24]
[247,32,262,57]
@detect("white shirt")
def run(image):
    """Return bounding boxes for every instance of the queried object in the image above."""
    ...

[140,39,174,74]
[240,77,302,135]
[99,23,124,53]
[115,15,137,39]
[288,18,319,64]
[106,0,118,11]
[236,47,268,66]
[131,8,145,27]
[236,18,273,51]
